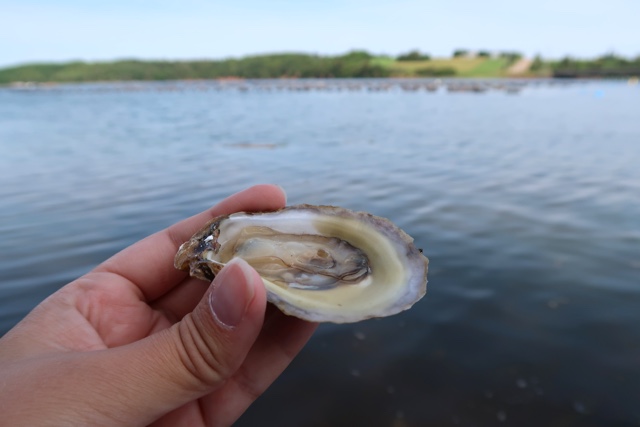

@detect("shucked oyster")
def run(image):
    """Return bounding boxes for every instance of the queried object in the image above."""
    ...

[174,205,428,323]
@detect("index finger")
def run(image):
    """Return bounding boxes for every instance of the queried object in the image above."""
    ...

[94,184,287,301]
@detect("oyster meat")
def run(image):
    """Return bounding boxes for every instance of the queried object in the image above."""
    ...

[174,205,428,323]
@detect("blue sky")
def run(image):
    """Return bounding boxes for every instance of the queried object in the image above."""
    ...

[1,0,638,67]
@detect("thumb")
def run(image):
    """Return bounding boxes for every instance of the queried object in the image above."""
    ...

[97,258,267,423]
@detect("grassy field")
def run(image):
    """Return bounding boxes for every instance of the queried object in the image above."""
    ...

[373,56,515,78]
[461,57,511,77]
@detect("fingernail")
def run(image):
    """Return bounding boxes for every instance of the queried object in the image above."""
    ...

[209,258,256,329]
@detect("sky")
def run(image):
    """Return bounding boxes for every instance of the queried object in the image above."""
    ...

[1,0,639,67]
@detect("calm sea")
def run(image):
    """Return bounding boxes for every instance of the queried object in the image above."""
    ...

[1,79,639,426]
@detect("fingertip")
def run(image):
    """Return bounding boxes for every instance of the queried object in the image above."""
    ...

[273,184,287,205]
[247,184,287,207]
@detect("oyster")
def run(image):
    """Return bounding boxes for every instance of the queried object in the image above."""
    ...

[174,205,428,323]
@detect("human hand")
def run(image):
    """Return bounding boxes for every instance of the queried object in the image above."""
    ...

[0,184,318,426]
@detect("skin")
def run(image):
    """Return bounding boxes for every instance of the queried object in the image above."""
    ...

[0,184,318,427]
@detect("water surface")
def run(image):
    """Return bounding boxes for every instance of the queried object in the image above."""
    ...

[1,79,639,426]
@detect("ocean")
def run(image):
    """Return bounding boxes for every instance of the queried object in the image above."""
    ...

[1,79,638,426]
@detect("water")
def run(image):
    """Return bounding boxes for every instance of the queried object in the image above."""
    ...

[1,79,639,426]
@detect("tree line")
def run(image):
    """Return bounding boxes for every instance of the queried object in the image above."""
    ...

[550,54,640,78]
[0,52,389,84]
[397,49,522,61]
[1,50,638,83]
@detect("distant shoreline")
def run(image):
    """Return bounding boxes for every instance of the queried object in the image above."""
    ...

[1,51,638,84]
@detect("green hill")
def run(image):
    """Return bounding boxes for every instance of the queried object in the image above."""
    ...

[0,52,390,84]
[3,51,636,84]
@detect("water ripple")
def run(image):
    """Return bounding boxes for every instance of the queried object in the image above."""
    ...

[1,80,639,426]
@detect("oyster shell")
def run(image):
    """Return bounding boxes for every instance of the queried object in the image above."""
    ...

[174,205,428,323]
